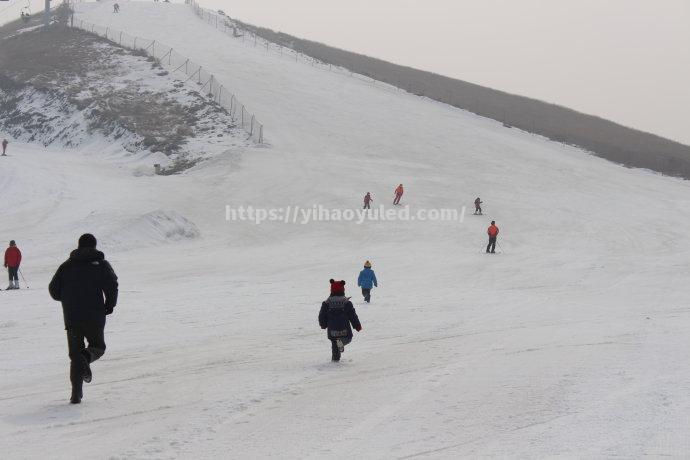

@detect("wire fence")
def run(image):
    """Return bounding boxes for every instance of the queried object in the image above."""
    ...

[187,0,396,92]
[70,17,264,143]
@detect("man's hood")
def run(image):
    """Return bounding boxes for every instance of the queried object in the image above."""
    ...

[69,247,105,263]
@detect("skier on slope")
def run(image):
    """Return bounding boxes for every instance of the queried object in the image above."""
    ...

[318,280,362,362]
[49,234,119,404]
[474,197,483,215]
[393,184,404,205]
[363,192,373,210]
[2,139,8,156]
[4,240,22,290]
[486,221,499,254]
[357,260,378,303]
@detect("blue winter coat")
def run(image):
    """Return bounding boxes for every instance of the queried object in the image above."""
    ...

[357,267,378,289]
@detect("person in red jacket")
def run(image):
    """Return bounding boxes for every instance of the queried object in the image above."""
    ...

[4,240,22,289]
[486,221,499,254]
[393,184,404,205]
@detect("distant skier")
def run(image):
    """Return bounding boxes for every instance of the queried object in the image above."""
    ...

[486,221,499,254]
[113,3,120,13]
[363,192,373,209]
[4,240,22,290]
[318,280,362,362]
[2,139,8,156]
[474,197,483,215]
[49,234,119,404]
[357,260,377,303]
[393,184,404,205]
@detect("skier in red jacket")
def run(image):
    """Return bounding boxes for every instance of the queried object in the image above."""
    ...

[393,184,404,205]
[486,222,499,254]
[4,240,22,289]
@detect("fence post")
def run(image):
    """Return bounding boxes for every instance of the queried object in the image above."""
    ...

[105,27,109,39]
[249,115,255,136]
[119,31,123,45]
[241,105,244,127]
[218,85,223,103]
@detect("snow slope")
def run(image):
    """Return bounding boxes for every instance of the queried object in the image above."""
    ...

[2,1,690,458]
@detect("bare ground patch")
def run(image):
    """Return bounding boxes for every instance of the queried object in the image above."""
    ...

[0,24,249,172]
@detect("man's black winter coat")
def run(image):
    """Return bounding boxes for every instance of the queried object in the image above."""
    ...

[318,295,361,340]
[49,248,119,329]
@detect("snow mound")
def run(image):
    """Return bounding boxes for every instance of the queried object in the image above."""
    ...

[107,210,201,248]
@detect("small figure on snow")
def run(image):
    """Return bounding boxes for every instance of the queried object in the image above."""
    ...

[393,184,404,205]
[2,138,8,156]
[113,3,120,13]
[49,234,119,404]
[318,280,362,362]
[486,221,499,254]
[4,240,22,290]
[357,261,377,303]
[363,192,373,209]
[474,197,483,215]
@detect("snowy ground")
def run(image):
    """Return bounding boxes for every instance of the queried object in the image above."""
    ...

[2,1,690,458]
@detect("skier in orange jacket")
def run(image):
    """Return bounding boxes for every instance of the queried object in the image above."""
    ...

[486,221,499,253]
[393,184,404,205]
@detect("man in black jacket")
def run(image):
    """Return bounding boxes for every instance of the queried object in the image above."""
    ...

[49,234,119,404]
[318,279,362,362]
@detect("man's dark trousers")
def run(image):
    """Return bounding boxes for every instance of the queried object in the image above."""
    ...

[67,322,106,389]
[8,266,18,283]
[487,236,497,253]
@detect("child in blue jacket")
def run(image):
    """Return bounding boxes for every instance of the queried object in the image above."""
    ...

[357,261,378,303]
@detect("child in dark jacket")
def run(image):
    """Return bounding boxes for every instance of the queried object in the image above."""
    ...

[318,279,362,362]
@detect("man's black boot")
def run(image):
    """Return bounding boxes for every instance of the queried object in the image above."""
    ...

[70,387,83,404]
[81,351,92,383]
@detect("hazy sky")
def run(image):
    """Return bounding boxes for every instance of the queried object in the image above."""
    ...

[2,0,688,144]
